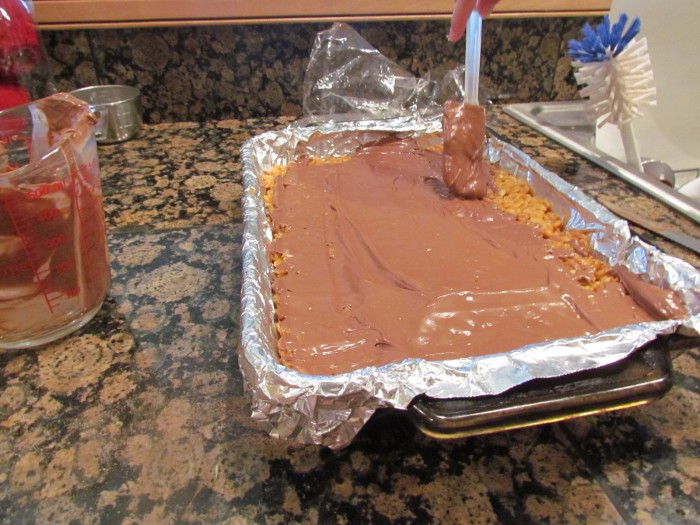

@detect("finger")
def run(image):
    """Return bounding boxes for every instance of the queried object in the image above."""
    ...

[449,0,478,42]
[476,0,500,17]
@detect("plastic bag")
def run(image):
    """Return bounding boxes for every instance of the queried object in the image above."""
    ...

[302,23,465,121]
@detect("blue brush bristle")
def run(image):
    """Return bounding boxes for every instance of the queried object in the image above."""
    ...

[568,14,641,63]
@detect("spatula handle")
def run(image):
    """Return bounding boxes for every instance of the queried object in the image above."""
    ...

[464,12,482,104]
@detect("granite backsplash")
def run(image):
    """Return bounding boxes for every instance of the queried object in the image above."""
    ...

[41,17,598,124]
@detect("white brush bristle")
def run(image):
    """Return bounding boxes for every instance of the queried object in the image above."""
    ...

[573,36,657,127]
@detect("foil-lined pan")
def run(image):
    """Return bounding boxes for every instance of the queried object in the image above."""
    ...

[239,114,700,449]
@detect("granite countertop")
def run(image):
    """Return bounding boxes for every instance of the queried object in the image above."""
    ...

[1,108,699,524]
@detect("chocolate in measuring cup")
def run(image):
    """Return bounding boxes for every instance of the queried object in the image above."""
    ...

[0,93,110,349]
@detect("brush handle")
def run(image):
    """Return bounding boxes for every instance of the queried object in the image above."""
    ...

[464,12,482,104]
[620,119,643,172]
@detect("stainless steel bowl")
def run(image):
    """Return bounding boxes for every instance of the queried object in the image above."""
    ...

[70,85,142,144]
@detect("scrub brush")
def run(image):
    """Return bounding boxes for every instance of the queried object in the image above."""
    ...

[568,14,657,172]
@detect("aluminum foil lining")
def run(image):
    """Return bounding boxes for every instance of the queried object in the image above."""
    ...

[239,114,700,449]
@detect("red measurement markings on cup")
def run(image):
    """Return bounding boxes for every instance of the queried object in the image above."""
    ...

[0,180,69,313]
[26,181,66,200]
[35,207,61,223]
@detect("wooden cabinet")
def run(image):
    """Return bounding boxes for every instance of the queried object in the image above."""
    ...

[33,0,610,29]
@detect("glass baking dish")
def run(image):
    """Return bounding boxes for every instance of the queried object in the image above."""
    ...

[407,335,698,439]
[240,115,700,449]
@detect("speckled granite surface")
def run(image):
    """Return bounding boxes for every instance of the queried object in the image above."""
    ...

[41,17,596,123]
[1,109,699,524]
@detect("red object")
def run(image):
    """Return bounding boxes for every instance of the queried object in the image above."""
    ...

[0,81,31,110]
[0,0,40,78]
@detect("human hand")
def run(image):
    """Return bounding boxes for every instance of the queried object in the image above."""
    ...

[449,0,500,41]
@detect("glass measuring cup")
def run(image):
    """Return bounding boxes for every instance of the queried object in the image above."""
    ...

[0,93,110,350]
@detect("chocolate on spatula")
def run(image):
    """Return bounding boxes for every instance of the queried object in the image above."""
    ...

[442,100,491,199]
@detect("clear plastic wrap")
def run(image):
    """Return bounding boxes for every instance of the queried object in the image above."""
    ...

[303,23,464,121]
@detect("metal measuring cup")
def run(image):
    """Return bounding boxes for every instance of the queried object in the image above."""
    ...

[0,93,111,350]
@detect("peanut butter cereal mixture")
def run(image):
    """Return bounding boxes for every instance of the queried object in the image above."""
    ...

[486,168,616,291]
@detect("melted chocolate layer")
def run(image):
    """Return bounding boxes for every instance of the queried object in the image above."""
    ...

[269,138,678,376]
[615,265,686,320]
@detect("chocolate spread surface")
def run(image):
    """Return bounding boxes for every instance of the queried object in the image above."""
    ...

[269,138,683,376]
[615,265,687,320]
[442,101,490,199]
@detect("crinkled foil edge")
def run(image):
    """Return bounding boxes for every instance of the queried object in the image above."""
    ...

[239,114,700,449]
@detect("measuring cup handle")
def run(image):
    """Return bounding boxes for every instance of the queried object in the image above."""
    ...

[89,105,107,141]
